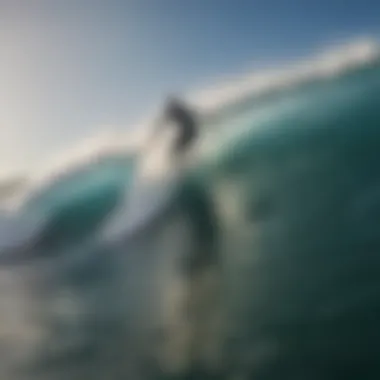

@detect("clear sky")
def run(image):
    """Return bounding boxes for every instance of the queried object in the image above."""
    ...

[0,0,379,174]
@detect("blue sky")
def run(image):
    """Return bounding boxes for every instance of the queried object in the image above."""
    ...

[0,0,379,174]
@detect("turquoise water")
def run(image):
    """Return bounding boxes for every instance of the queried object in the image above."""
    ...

[1,62,380,379]
[20,156,135,247]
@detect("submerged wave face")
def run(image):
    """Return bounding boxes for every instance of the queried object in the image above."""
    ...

[2,52,380,378]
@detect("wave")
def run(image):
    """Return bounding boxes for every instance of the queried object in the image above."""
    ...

[0,36,379,236]
[6,37,378,193]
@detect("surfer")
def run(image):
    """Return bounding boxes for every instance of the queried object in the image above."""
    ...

[146,96,199,157]
[101,96,199,241]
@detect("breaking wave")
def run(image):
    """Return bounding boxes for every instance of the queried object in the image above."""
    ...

[3,38,379,194]
[0,37,378,250]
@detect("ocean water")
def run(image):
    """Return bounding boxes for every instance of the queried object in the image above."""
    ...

[1,40,380,379]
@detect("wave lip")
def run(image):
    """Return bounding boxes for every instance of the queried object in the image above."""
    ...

[189,38,380,116]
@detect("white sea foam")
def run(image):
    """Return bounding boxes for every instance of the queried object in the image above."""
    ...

[187,37,380,114]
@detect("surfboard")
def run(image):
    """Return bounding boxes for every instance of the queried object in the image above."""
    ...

[101,120,189,242]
